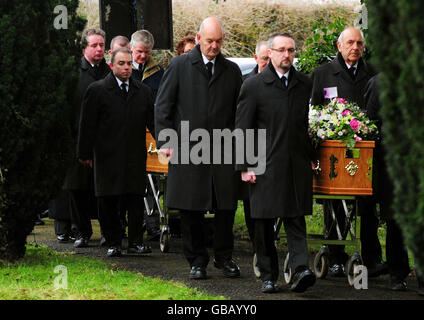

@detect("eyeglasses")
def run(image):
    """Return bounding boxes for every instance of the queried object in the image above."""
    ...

[271,48,296,54]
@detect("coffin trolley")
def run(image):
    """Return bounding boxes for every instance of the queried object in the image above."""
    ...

[253,140,375,286]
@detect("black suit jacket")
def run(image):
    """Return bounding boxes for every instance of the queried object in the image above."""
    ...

[310,53,376,108]
[77,73,155,196]
[63,57,110,190]
[235,64,314,219]
[155,45,242,211]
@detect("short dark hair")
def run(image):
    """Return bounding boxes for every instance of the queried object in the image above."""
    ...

[268,32,296,49]
[111,47,132,64]
[110,35,130,51]
[81,28,106,49]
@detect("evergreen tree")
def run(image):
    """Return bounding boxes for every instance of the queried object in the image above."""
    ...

[0,0,85,261]
[365,0,424,277]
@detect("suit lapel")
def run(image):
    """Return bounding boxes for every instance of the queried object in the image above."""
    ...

[189,46,210,81]
[127,78,140,102]
[209,54,227,86]
[105,73,126,101]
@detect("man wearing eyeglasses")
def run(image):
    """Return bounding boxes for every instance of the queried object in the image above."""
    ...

[236,32,316,293]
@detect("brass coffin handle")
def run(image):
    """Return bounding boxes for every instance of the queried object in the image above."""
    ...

[345,161,359,176]
[313,160,321,175]
[147,142,160,155]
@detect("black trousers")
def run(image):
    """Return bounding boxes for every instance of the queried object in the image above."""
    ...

[254,216,309,282]
[386,218,410,280]
[69,189,95,239]
[98,194,144,248]
[243,198,255,252]
[324,198,382,266]
[180,209,235,268]
[54,219,72,236]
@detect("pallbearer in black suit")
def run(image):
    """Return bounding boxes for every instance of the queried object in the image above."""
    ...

[155,17,242,280]
[77,48,155,257]
[310,27,384,278]
[236,33,316,293]
[63,28,111,248]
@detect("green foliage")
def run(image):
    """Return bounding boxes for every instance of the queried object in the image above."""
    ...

[365,0,424,277]
[296,16,347,74]
[0,0,85,261]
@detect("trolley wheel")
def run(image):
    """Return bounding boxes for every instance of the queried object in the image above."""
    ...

[346,253,363,286]
[252,253,261,278]
[283,252,292,284]
[159,229,170,253]
[313,246,329,279]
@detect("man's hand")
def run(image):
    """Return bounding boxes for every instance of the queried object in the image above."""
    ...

[241,171,256,184]
[159,148,174,161]
[79,159,93,168]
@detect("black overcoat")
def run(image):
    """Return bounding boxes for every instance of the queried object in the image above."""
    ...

[364,75,393,219]
[63,57,110,190]
[310,53,376,108]
[154,45,242,211]
[77,73,155,197]
[235,64,314,219]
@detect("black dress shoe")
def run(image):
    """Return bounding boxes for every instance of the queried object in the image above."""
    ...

[57,234,69,242]
[99,236,107,247]
[418,277,424,296]
[214,259,241,278]
[107,247,122,257]
[74,237,89,248]
[262,280,279,293]
[189,266,207,280]
[291,268,316,293]
[367,262,389,278]
[388,276,407,291]
[329,263,345,277]
[34,214,45,226]
[127,244,152,254]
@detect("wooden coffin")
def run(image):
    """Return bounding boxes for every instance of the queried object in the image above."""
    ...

[313,140,374,196]
[146,129,168,173]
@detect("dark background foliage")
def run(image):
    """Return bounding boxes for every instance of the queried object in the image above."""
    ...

[0,0,85,261]
[365,0,424,277]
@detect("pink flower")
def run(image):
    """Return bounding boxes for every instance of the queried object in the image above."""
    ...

[342,110,353,116]
[354,135,362,142]
[337,98,347,104]
[350,119,359,131]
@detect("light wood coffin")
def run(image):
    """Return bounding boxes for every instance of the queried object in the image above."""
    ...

[312,140,375,196]
[146,129,168,173]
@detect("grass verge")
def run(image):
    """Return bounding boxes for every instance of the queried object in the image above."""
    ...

[0,244,225,300]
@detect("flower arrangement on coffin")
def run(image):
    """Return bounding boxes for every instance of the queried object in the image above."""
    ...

[308,98,379,149]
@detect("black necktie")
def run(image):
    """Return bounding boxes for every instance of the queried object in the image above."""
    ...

[138,63,145,78]
[348,66,356,80]
[206,62,213,80]
[281,76,287,88]
[94,64,101,80]
[121,82,128,99]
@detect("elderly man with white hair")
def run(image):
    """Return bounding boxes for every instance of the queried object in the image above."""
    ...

[310,27,383,278]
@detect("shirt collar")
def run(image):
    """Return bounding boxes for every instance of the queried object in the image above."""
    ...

[133,61,143,70]
[115,76,129,89]
[345,61,358,71]
[275,69,290,80]
[201,53,216,65]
